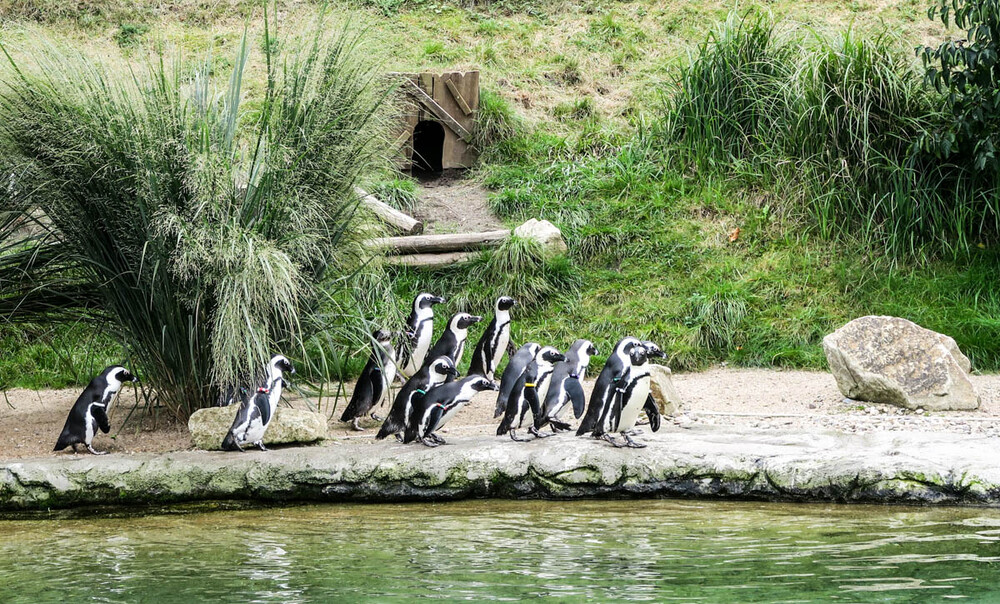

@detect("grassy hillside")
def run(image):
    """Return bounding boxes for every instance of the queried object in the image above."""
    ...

[1,0,997,391]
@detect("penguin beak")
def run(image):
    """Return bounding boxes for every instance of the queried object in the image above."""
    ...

[432,296,446,304]
[488,381,500,391]
[470,315,483,323]
[448,366,460,377]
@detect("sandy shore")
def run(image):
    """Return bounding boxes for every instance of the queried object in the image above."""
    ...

[4,368,1000,460]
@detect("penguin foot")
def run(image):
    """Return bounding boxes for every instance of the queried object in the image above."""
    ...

[622,433,647,449]
[86,445,108,455]
[509,430,531,442]
[528,426,552,439]
[429,433,447,445]
[351,418,365,432]
[394,433,404,442]
[256,442,268,451]
[550,420,572,432]
[71,444,79,454]
[601,433,626,448]
[370,413,384,422]
[625,428,644,436]
[419,437,440,448]
[635,419,650,426]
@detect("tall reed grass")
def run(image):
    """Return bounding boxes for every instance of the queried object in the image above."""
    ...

[664,9,1000,259]
[0,17,395,419]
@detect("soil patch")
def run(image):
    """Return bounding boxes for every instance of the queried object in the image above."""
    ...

[411,171,504,234]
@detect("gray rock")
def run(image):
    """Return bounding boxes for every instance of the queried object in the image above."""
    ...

[513,219,568,257]
[649,364,681,416]
[823,316,980,411]
[188,406,327,450]
[3,427,1000,512]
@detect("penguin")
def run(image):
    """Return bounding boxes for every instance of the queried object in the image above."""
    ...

[403,375,499,447]
[468,296,517,380]
[634,340,667,427]
[339,329,397,431]
[423,312,482,374]
[376,356,458,441]
[539,339,598,432]
[576,336,643,437]
[397,293,446,379]
[54,365,139,455]
[221,354,295,452]
[494,342,540,418]
[593,345,662,448]
[496,346,565,441]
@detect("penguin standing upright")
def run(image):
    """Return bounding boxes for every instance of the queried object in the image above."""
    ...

[496,346,565,441]
[592,344,663,448]
[423,312,482,374]
[221,354,295,452]
[494,342,540,418]
[376,356,458,441]
[54,365,139,455]
[403,375,499,446]
[397,293,446,379]
[576,336,642,437]
[539,339,598,432]
[468,296,517,380]
[339,330,397,431]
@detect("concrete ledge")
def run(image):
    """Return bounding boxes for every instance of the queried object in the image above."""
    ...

[2,426,999,511]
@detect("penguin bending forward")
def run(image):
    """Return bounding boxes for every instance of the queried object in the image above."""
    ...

[592,344,663,448]
[221,354,295,451]
[340,329,397,431]
[403,375,499,447]
[423,312,482,376]
[497,346,565,441]
[54,365,139,455]
[397,293,445,379]
[376,356,458,441]
[468,296,517,380]
[576,337,643,437]
[540,339,598,433]
[494,342,540,418]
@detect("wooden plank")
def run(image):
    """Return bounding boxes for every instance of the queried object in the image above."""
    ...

[391,130,411,150]
[444,77,473,116]
[355,187,423,235]
[384,251,478,269]
[368,229,511,255]
[405,81,473,143]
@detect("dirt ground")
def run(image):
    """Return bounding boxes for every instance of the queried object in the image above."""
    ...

[411,172,504,234]
[4,368,1000,460]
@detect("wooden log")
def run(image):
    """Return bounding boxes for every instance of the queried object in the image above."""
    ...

[384,251,478,269]
[355,187,423,235]
[368,229,510,255]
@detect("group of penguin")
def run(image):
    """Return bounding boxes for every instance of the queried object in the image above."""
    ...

[340,292,665,448]
[51,291,663,455]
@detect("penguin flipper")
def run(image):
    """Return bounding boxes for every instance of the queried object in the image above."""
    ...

[644,395,661,432]
[340,363,378,422]
[566,378,586,419]
[93,405,111,434]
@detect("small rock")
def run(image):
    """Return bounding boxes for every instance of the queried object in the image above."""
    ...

[808,403,817,409]
[512,219,568,258]
[648,364,682,416]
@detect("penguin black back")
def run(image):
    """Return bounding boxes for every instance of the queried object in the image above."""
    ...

[468,296,516,380]
[494,342,540,418]
[340,330,396,429]
[576,337,641,436]
[424,312,482,373]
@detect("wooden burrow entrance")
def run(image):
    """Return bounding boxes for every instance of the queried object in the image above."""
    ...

[392,71,480,172]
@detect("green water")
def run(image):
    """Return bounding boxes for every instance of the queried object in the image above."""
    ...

[2,500,1000,602]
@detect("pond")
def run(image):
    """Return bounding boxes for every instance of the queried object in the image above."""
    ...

[2,499,999,602]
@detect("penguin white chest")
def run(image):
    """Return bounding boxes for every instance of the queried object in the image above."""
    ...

[490,329,510,379]
[380,360,397,405]
[242,416,266,445]
[411,326,433,372]
[617,374,651,432]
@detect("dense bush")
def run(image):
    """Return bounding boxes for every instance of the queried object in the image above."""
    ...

[0,20,395,418]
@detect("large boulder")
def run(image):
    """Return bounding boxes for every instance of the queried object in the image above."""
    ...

[513,219,568,257]
[823,316,979,411]
[188,406,328,450]
[649,364,682,416]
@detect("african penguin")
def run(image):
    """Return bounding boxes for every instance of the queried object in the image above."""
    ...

[496,346,565,441]
[221,354,295,452]
[403,375,499,447]
[593,344,662,448]
[54,365,138,455]
[339,329,397,431]
[423,312,482,375]
[397,293,445,379]
[634,340,666,427]
[576,336,643,437]
[539,339,598,432]
[494,342,540,418]
[468,296,517,380]
[376,356,458,441]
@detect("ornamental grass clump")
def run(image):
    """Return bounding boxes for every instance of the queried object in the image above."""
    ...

[0,18,395,419]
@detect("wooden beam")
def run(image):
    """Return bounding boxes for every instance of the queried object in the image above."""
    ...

[368,229,510,255]
[444,77,473,116]
[355,187,423,235]
[405,81,473,142]
[384,251,478,269]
